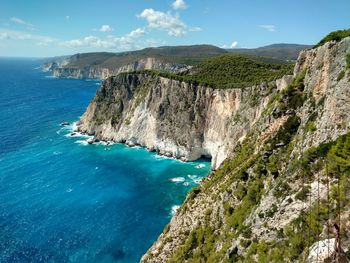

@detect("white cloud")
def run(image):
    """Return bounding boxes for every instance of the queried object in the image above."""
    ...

[221,41,238,49]
[10,17,34,30]
[172,0,187,10]
[99,25,114,32]
[0,28,53,41]
[126,27,145,38]
[189,27,201,32]
[0,26,147,51]
[230,41,238,48]
[138,8,199,37]
[61,28,145,50]
[259,24,276,32]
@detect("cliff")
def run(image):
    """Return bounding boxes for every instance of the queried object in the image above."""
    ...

[77,71,292,169]
[77,35,350,262]
[52,57,190,79]
[139,37,350,262]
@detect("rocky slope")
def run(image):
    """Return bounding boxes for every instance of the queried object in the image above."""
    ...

[41,56,70,72]
[77,69,292,169]
[139,37,350,262]
[76,35,350,262]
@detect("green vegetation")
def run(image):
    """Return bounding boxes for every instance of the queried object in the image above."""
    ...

[227,44,312,61]
[125,55,293,89]
[346,52,350,69]
[182,54,293,89]
[276,69,307,115]
[66,45,228,69]
[295,186,310,201]
[315,29,350,48]
[61,43,309,73]
[305,112,318,132]
[169,66,350,261]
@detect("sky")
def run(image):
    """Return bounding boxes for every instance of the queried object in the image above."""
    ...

[0,0,349,57]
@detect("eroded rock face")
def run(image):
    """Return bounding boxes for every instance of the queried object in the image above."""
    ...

[52,57,190,79]
[138,38,350,262]
[77,73,292,169]
[76,37,350,262]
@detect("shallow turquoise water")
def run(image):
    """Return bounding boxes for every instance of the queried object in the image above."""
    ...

[0,58,210,263]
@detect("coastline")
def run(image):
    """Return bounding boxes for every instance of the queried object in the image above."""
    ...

[63,121,213,167]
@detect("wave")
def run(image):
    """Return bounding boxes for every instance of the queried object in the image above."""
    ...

[74,140,89,146]
[170,205,180,216]
[187,174,202,185]
[64,131,91,139]
[154,155,173,160]
[195,164,206,169]
[170,177,185,183]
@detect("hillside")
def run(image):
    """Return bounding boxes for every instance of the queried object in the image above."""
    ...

[138,34,350,263]
[72,31,350,262]
[43,43,310,80]
[182,54,293,88]
[64,45,227,69]
[228,43,312,61]
[129,55,293,89]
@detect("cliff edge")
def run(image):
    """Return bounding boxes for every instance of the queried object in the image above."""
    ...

[140,37,350,263]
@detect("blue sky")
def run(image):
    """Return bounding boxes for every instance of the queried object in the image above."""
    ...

[0,0,349,57]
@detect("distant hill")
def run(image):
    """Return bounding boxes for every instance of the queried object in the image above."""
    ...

[227,43,312,61]
[66,45,228,70]
[61,43,311,70]
[44,43,311,80]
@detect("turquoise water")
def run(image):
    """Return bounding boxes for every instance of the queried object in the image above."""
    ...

[0,58,210,263]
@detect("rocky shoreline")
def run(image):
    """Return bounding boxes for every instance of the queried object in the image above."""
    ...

[76,72,292,169]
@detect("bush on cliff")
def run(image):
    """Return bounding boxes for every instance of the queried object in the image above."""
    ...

[315,29,350,48]
[126,54,293,89]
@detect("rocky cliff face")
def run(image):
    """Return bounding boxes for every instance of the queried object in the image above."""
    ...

[138,37,350,262]
[51,57,190,79]
[77,71,292,169]
[41,56,70,72]
[77,37,350,262]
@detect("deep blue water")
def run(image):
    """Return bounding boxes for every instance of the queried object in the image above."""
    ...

[0,58,210,263]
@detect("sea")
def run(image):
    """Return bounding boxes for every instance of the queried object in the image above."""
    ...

[0,58,211,263]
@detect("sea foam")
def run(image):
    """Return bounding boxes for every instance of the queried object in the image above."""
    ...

[170,177,185,183]
[171,205,180,216]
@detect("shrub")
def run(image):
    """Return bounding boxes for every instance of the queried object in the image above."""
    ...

[337,70,345,81]
[127,55,294,89]
[295,186,310,201]
[274,181,291,198]
[315,29,350,48]
[306,121,317,132]
[265,204,278,218]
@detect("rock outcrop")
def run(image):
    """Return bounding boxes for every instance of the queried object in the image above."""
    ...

[50,57,190,79]
[77,36,350,262]
[139,38,350,262]
[77,71,292,169]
